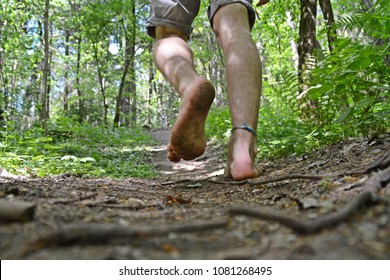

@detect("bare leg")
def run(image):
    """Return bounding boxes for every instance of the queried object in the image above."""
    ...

[153,26,215,162]
[212,4,262,180]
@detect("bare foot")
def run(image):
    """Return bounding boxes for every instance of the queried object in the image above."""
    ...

[168,77,215,162]
[225,129,261,180]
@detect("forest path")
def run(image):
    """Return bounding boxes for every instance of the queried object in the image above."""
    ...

[148,129,225,181]
[0,130,389,260]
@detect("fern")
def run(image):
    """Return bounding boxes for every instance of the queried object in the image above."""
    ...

[275,70,300,113]
[334,2,390,40]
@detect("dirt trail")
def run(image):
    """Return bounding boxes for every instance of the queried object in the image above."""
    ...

[149,129,225,180]
[0,130,389,259]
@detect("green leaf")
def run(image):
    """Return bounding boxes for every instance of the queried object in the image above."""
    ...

[43,144,62,150]
[80,157,96,163]
[354,98,374,108]
[36,137,53,143]
[347,57,371,71]
[334,108,352,124]
[32,155,45,161]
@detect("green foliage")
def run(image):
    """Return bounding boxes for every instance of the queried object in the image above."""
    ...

[205,108,232,143]
[301,2,390,134]
[0,116,158,178]
[205,103,353,159]
[258,3,390,158]
[256,104,310,158]
[306,38,389,134]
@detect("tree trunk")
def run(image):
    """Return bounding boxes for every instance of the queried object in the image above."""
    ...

[40,0,50,135]
[113,4,136,128]
[92,42,108,127]
[24,60,39,127]
[0,19,6,126]
[297,0,318,120]
[114,11,134,127]
[129,58,136,127]
[147,43,154,127]
[76,35,84,123]
[129,4,137,128]
[319,0,336,53]
[157,79,164,127]
[360,0,390,66]
[69,0,84,123]
[113,36,131,128]
[64,28,70,114]
[361,0,373,11]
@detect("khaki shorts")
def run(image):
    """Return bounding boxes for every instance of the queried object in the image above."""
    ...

[146,0,255,38]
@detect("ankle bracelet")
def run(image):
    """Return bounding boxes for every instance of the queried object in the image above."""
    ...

[231,123,257,136]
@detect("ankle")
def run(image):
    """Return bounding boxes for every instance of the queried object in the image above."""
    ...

[231,128,256,147]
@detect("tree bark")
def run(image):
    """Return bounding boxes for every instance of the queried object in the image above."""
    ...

[157,79,164,127]
[113,34,131,128]
[113,4,136,128]
[68,0,85,123]
[0,19,6,126]
[92,42,108,127]
[76,35,84,123]
[64,28,70,114]
[129,63,137,127]
[360,0,390,66]
[129,4,137,128]
[297,0,318,120]
[319,0,336,53]
[40,0,50,135]
[147,42,154,127]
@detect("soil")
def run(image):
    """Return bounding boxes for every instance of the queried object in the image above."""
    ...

[0,129,389,260]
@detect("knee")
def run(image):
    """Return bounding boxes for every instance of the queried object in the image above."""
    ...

[212,4,251,39]
[155,26,188,41]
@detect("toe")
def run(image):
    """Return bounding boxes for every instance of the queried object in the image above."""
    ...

[167,145,181,163]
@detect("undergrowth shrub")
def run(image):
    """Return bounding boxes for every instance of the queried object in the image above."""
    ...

[306,38,389,135]
[0,116,158,178]
[260,6,390,154]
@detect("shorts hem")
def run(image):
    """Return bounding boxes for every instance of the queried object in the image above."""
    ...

[146,18,192,39]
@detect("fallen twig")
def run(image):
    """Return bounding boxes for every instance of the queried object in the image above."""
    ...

[160,179,193,186]
[210,174,331,186]
[23,220,228,255]
[91,203,164,210]
[52,193,98,204]
[247,174,330,186]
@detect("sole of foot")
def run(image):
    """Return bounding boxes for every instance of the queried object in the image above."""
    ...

[168,78,215,162]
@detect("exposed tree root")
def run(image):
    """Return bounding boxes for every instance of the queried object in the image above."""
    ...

[52,193,98,204]
[22,220,227,256]
[344,145,390,175]
[206,174,328,186]
[210,144,390,186]
[229,166,390,234]
[229,191,376,234]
